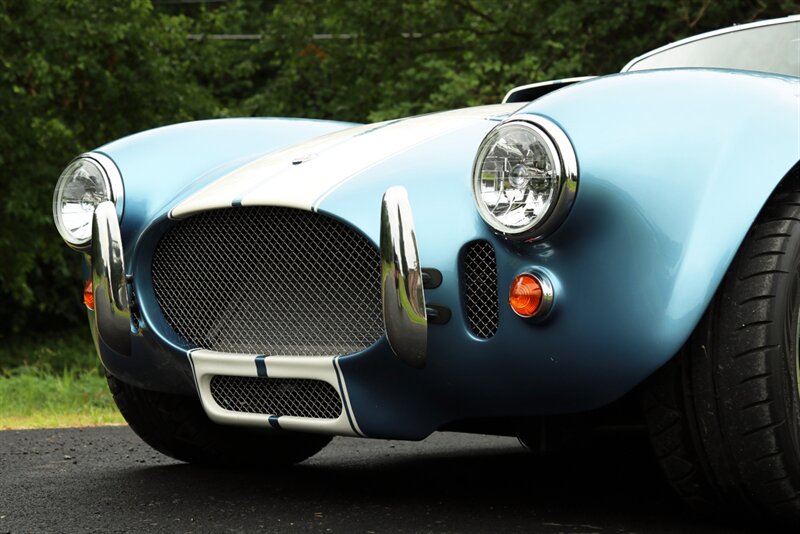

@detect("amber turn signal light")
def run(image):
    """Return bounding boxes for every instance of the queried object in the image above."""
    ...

[509,274,542,317]
[83,280,94,310]
[509,272,554,318]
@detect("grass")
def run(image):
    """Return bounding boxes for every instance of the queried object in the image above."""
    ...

[0,329,124,429]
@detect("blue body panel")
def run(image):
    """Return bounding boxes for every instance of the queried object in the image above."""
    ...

[320,70,799,438]
[95,69,799,438]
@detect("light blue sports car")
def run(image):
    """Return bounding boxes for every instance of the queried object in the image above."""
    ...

[53,16,800,523]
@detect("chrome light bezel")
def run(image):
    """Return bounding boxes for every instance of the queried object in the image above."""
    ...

[472,114,578,241]
[53,152,124,251]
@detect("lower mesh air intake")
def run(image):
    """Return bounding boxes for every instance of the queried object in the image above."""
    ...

[210,375,343,419]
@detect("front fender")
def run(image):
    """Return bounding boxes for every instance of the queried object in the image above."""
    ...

[317,69,800,429]
[520,68,799,373]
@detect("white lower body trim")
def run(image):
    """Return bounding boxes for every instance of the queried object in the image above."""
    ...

[189,349,362,437]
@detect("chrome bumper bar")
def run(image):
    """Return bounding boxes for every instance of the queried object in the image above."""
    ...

[380,187,428,368]
[92,201,131,356]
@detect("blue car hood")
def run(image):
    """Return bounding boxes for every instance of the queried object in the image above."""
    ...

[170,103,523,218]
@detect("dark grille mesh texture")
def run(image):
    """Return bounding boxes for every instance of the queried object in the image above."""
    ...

[151,207,384,356]
[210,375,343,419]
[463,241,499,338]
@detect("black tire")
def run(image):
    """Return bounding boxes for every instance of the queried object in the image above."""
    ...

[107,374,332,466]
[644,175,800,525]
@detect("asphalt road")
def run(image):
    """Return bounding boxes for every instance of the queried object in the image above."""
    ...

[0,426,772,533]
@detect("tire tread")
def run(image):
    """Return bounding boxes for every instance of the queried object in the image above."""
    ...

[645,173,800,524]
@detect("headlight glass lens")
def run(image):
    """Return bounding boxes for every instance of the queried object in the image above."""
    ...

[473,122,561,234]
[53,158,111,246]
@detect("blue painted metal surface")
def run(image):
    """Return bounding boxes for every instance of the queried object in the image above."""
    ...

[319,69,799,438]
[92,69,799,439]
[97,117,355,260]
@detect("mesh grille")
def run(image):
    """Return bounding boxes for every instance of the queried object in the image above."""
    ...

[151,207,384,356]
[463,241,499,338]
[210,376,342,419]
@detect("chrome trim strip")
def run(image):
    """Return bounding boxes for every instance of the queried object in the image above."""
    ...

[501,76,595,104]
[517,115,578,241]
[621,15,800,72]
[92,201,131,356]
[380,186,428,368]
[84,152,124,221]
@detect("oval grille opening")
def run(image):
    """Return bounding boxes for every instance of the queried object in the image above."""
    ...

[151,207,384,356]
[210,376,343,419]
[463,240,499,338]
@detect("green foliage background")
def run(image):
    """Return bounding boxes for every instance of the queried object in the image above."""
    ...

[0,0,797,342]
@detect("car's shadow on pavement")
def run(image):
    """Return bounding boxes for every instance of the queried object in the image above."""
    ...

[0,427,783,532]
[114,432,758,533]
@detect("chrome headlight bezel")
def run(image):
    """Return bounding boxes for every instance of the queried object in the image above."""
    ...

[53,152,124,251]
[471,114,578,241]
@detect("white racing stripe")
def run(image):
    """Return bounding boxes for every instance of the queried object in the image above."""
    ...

[170,104,521,218]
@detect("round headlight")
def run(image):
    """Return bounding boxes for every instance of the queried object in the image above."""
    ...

[472,115,577,240]
[53,153,123,249]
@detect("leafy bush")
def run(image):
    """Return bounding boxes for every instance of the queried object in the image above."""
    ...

[0,0,796,345]
[241,0,798,121]
[0,0,215,336]
[0,328,97,375]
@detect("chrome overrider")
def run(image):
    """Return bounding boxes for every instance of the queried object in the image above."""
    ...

[92,201,131,356]
[380,186,428,368]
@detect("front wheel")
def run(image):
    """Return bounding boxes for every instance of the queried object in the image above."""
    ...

[107,374,332,466]
[644,177,800,524]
